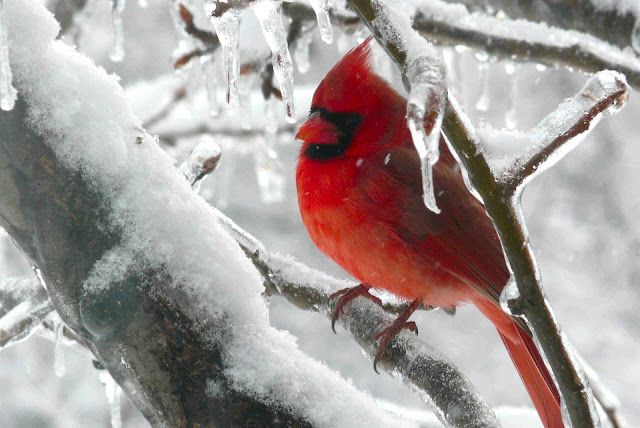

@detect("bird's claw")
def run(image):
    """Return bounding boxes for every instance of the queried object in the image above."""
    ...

[329,284,382,334]
[372,299,421,374]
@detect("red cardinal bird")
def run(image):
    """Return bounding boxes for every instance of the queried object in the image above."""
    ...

[296,38,563,428]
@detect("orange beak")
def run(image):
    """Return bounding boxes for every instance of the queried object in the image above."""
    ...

[296,111,341,145]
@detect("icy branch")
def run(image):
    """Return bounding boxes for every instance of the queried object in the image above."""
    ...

[504,71,629,191]
[0,277,53,349]
[439,0,640,54]
[408,0,640,90]
[348,1,630,427]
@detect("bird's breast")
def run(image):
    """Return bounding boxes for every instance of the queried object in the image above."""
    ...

[296,158,471,307]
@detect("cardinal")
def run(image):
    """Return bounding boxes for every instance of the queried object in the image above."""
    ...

[295,38,563,428]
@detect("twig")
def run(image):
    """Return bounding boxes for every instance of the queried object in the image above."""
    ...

[439,0,639,53]
[345,1,631,427]
[409,0,640,90]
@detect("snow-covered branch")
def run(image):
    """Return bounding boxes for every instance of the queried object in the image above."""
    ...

[439,0,640,53]
[408,0,640,89]
[348,1,631,427]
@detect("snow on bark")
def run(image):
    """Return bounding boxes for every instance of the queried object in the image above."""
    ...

[3,1,418,425]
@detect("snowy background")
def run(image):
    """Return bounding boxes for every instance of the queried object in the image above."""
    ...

[0,0,639,426]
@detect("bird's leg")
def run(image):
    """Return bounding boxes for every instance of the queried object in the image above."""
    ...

[329,283,382,333]
[373,299,421,373]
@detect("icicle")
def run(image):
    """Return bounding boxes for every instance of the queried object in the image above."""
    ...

[54,321,66,377]
[632,17,640,54]
[253,1,296,122]
[405,54,447,214]
[310,0,333,44]
[254,97,285,203]
[200,54,220,117]
[109,0,126,62]
[505,63,518,129]
[475,63,490,112]
[99,370,122,428]
[294,31,313,74]
[207,6,241,107]
[0,0,17,111]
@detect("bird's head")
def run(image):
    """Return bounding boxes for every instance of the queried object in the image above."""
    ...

[296,37,407,161]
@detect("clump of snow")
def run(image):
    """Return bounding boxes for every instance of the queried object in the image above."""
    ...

[4,1,415,425]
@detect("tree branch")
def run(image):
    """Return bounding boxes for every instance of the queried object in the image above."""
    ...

[409,0,640,90]
[439,0,640,53]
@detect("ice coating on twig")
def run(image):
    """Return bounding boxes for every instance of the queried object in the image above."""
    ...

[178,136,222,190]
[499,276,519,315]
[479,71,629,188]
[99,370,122,428]
[207,6,241,106]
[310,0,333,44]
[109,0,126,62]
[253,0,296,122]
[405,54,447,214]
[294,31,313,73]
[0,0,16,111]
[200,53,220,117]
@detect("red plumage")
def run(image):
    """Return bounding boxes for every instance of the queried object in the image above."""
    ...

[296,38,563,428]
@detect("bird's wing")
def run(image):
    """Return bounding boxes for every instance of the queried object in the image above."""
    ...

[377,135,510,305]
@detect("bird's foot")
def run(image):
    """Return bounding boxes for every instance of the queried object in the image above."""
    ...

[329,284,382,333]
[373,299,421,374]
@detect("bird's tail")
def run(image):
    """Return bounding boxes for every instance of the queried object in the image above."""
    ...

[476,299,564,428]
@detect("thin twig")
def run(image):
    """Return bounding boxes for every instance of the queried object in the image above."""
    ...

[409,0,640,90]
